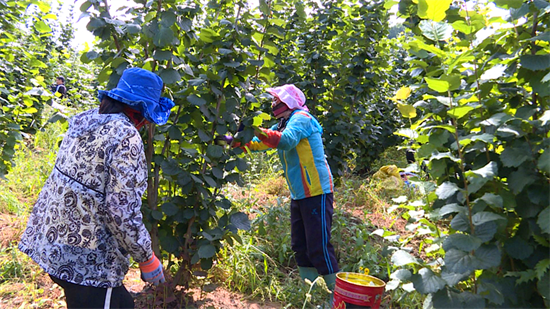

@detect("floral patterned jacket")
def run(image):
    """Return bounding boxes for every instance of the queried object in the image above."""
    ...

[19,108,153,288]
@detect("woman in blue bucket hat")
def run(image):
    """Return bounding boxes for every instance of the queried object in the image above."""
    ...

[19,68,175,309]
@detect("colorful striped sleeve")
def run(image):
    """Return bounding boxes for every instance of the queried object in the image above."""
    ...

[274,112,313,151]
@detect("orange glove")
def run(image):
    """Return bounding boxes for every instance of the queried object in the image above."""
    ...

[139,255,165,285]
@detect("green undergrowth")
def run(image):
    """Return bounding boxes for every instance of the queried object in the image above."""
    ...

[0,112,67,215]
[212,150,428,308]
[0,119,67,308]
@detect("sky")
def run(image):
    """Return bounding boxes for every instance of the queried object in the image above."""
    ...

[56,0,94,49]
[57,0,135,50]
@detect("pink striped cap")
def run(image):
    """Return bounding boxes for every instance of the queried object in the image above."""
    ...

[266,84,309,112]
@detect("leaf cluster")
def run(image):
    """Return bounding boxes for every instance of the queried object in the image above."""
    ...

[389,0,550,307]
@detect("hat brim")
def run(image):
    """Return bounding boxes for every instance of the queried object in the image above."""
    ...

[98,89,174,125]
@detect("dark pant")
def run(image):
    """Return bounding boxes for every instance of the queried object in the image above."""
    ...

[291,193,339,275]
[49,275,135,309]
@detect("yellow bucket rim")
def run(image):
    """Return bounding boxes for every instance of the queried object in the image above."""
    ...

[336,272,386,287]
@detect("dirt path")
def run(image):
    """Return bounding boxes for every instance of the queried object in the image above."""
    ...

[126,268,282,309]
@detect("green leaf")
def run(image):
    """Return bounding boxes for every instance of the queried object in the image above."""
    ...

[477,280,505,305]
[408,40,447,58]
[411,268,446,294]
[471,161,498,178]
[206,145,223,159]
[87,17,106,31]
[535,259,550,279]
[160,11,176,27]
[199,28,218,43]
[441,270,469,286]
[126,23,141,34]
[450,213,470,232]
[188,94,206,106]
[223,61,241,68]
[445,248,476,273]
[538,272,550,301]
[198,244,217,258]
[472,212,506,226]
[188,78,205,86]
[537,207,550,234]
[236,158,248,172]
[154,27,174,47]
[197,129,211,142]
[481,112,512,127]
[419,20,453,41]
[537,148,550,173]
[201,258,213,270]
[212,167,224,179]
[218,48,233,55]
[425,77,449,92]
[391,250,419,266]
[448,106,473,119]
[526,31,550,42]
[80,1,92,12]
[418,0,453,21]
[500,144,532,167]
[215,198,231,209]
[203,175,217,187]
[160,69,181,84]
[468,174,488,194]
[160,235,179,253]
[161,202,179,216]
[470,133,495,144]
[508,166,536,194]
[230,212,251,230]
[397,103,417,118]
[504,236,534,259]
[433,289,484,309]
[391,269,412,281]
[153,50,172,61]
[475,244,501,269]
[477,193,503,209]
[35,20,52,33]
[168,126,181,140]
[475,221,497,242]
[451,20,474,35]
[430,150,458,162]
[259,0,270,15]
[494,0,524,9]
[436,182,460,200]
[520,54,550,71]
[439,203,466,217]
[443,234,483,251]
[151,210,163,220]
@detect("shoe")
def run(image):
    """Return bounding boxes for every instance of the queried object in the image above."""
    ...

[298,266,319,284]
[323,273,337,291]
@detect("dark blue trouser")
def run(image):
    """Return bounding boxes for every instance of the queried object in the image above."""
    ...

[49,275,134,308]
[291,193,339,275]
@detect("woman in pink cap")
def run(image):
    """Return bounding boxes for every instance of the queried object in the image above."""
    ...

[246,84,339,290]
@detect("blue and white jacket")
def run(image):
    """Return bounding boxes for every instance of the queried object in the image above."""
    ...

[247,110,334,200]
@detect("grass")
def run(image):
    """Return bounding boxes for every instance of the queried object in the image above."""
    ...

[0,117,66,215]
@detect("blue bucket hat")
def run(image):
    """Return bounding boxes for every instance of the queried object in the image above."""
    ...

[98,67,175,125]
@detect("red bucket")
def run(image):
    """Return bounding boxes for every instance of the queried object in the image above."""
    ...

[332,272,385,309]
